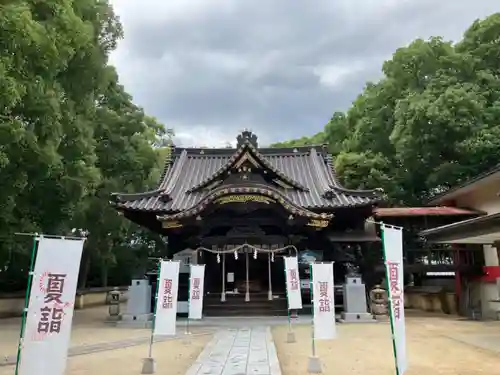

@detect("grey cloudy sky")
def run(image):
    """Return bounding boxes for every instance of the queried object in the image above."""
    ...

[109,0,497,147]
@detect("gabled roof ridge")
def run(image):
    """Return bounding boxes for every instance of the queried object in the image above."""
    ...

[323,154,381,198]
[157,144,175,188]
[186,140,309,193]
[159,149,189,199]
[170,144,328,156]
[111,144,177,203]
[308,148,335,196]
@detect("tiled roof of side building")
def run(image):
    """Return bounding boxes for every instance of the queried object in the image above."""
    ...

[111,134,382,213]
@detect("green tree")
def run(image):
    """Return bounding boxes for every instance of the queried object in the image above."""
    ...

[0,0,170,291]
[274,13,500,205]
[76,67,170,287]
[0,0,122,290]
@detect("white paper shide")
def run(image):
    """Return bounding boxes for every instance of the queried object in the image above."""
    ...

[154,261,180,336]
[382,225,408,375]
[311,263,336,340]
[19,237,85,375]
[284,256,302,310]
[188,265,205,320]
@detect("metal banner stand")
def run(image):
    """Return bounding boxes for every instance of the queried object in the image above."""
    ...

[14,234,39,375]
[285,255,296,343]
[142,261,161,374]
[307,263,322,374]
[183,265,192,345]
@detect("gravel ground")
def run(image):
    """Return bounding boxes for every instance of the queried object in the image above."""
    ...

[0,305,153,360]
[272,317,500,375]
[0,335,211,375]
[0,305,212,374]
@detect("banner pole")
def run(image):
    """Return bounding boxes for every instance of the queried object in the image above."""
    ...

[14,235,39,375]
[381,224,401,375]
[186,264,191,336]
[310,264,316,357]
[285,257,296,343]
[307,263,322,373]
[142,260,161,374]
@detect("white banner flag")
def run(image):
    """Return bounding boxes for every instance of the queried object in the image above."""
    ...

[382,225,408,375]
[188,265,205,320]
[19,237,85,375]
[311,263,336,340]
[154,261,180,336]
[284,256,302,310]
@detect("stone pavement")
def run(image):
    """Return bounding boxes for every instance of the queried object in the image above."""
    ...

[185,327,281,375]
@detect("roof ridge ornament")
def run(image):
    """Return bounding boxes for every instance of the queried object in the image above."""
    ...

[237,129,258,148]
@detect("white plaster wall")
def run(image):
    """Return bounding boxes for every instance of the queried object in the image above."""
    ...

[480,283,499,319]
[483,245,500,266]
[452,180,500,318]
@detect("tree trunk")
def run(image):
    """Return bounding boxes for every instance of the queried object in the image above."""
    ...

[101,259,108,287]
[79,252,91,289]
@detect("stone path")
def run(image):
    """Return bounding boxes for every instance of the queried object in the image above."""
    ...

[186,327,281,375]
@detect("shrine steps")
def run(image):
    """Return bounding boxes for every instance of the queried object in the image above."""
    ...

[203,292,289,316]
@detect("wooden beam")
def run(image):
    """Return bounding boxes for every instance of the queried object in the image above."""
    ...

[191,234,294,247]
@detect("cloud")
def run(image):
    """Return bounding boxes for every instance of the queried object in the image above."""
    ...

[109,0,498,146]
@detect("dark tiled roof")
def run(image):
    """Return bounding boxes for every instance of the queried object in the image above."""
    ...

[111,137,381,214]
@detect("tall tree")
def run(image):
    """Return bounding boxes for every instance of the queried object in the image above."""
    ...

[278,13,500,205]
[0,0,169,291]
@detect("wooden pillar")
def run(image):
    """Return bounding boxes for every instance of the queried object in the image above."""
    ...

[221,252,226,302]
[452,244,462,314]
[268,252,273,300]
[245,250,250,302]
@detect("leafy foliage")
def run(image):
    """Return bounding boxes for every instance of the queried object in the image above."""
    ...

[276,13,500,205]
[0,0,172,291]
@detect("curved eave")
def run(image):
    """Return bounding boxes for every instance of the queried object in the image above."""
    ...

[110,147,182,206]
[157,185,333,222]
[321,153,384,202]
[110,189,171,203]
[325,186,383,199]
[187,141,309,193]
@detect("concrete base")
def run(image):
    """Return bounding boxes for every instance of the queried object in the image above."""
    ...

[307,356,322,373]
[105,314,122,322]
[122,313,153,322]
[286,331,296,343]
[119,313,153,328]
[341,312,375,323]
[141,357,156,374]
[374,314,389,322]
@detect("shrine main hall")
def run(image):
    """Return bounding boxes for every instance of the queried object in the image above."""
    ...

[111,130,383,315]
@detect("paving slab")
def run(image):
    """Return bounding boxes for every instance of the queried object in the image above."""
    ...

[186,327,281,375]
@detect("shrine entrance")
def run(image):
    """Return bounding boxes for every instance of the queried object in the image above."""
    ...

[197,244,292,316]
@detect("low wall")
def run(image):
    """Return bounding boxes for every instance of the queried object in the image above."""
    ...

[0,286,129,318]
[404,286,458,315]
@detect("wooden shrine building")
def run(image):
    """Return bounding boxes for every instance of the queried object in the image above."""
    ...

[111,130,383,315]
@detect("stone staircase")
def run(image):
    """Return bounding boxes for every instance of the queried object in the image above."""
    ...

[203,292,289,316]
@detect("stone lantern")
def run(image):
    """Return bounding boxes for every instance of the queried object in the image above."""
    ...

[369,284,388,317]
[108,288,122,320]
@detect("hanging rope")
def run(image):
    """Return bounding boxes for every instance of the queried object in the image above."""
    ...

[195,243,298,263]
